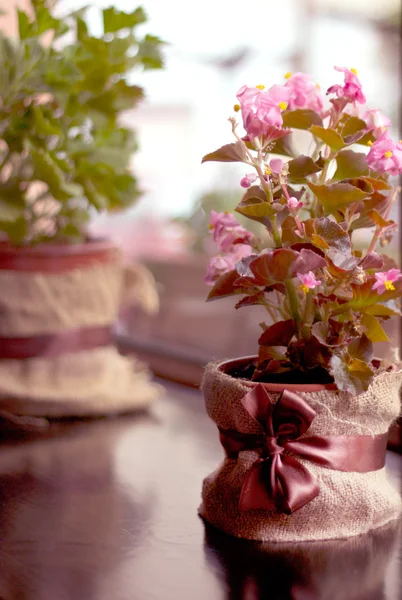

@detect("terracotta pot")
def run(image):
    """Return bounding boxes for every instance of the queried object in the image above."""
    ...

[200,356,402,542]
[0,239,159,417]
[0,238,119,272]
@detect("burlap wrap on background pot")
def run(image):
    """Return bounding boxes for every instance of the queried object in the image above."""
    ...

[200,361,402,542]
[0,261,161,417]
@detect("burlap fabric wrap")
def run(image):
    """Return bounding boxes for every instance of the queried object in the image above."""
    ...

[0,259,161,417]
[200,361,402,542]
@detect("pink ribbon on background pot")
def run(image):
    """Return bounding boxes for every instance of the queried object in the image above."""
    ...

[218,385,388,514]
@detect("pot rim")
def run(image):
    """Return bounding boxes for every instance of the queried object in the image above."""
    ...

[219,355,374,393]
[0,237,119,272]
[0,237,114,257]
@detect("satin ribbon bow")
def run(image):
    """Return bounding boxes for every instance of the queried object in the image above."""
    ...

[218,384,388,514]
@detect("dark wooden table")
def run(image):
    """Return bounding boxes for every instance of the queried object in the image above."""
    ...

[0,381,401,600]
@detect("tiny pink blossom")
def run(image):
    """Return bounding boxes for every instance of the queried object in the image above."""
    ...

[236,84,291,138]
[327,66,366,104]
[297,271,321,293]
[372,269,402,295]
[287,196,303,210]
[284,72,324,114]
[209,211,253,252]
[269,158,284,174]
[365,133,402,175]
[240,173,258,188]
[204,245,253,285]
[363,109,392,139]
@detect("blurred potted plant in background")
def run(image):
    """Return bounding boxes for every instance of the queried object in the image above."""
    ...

[200,68,402,542]
[0,0,163,418]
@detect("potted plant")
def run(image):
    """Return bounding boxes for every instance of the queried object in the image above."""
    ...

[0,1,163,417]
[200,68,402,541]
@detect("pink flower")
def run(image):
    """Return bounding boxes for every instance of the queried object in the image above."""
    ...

[240,173,258,188]
[284,72,324,114]
[204,245,253,285]
[363,109,392,139]
[287,196,303,211]
[236,84,291,138]
[268,158,284,174]
[297,271,321,294]
[372,269,402,295]
[365,133,402,175]
[327,67,366,104]
[209,211,253,252]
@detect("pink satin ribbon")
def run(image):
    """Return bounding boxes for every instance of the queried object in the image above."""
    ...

[0,325,113,359]
[218,384,388,514]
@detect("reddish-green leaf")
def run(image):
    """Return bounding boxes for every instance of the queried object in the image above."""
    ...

[333,150,369,181]
[249,248,326,284]
[270,134,297,157]
[341,116,367,138]
[235,291,266,309]
[202,142,248,164]
[308,181,372,214]
[282,109,323,130]
[259,319,296,346]
[235,186,273,223]
[206,270,241,301]
[287,155,322,183]
[330,354,374,394]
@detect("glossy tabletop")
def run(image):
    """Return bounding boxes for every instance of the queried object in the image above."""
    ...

[0,381,401,600]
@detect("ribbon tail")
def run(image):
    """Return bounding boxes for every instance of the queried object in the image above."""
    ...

[239,455,319,514]
[239,459,276,511]
[276,455,320,514]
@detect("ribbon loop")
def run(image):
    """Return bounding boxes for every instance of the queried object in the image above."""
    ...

[218,384,388,514]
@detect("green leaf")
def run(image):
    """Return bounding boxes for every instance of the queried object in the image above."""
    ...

[0,217,28,244]
[288,155,322,183]
[308,181,372,214]
[32,105,62,137]
[112,81,144,111]
[309,126,345,151]
[259,320,296,346]
[202,142,248,164]
[364,303,400,317]
[333,150,369,181]
[35,6,68,37]
[103,6,147,33]
[0,202,24,222]
[17,9,34,40]
[207,270,242,301]
[360,313,390,342]
[136,34,165,70]
[282,109,323,130]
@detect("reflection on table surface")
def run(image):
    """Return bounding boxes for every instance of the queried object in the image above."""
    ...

[0,381,401,600]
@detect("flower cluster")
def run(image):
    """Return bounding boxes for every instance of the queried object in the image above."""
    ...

[204,211,253,284]
[202,66,402,394]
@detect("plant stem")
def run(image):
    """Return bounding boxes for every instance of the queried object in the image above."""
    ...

[285,279,301,327]
[0,150,10,175]
[301,290,313,339]
[270,214,282,247]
